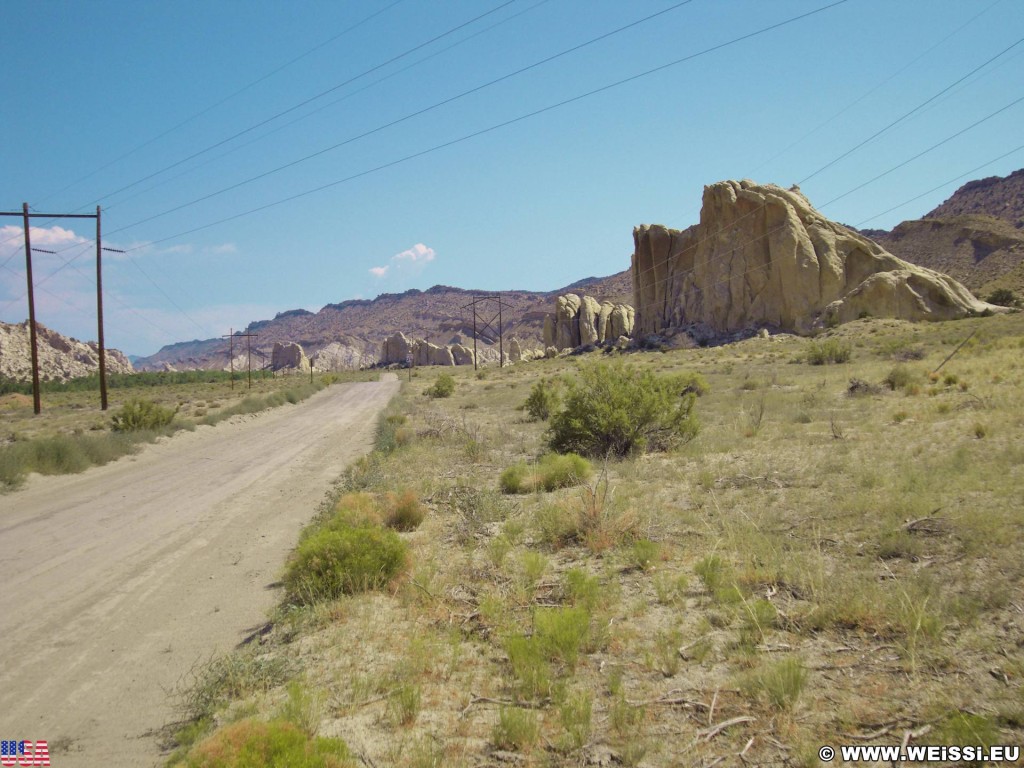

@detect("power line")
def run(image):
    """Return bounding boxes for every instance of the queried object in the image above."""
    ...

[32,1,409,210]
[798,33,1024,185]
[819,93,1024,208]
[750,0,1005,177]
[103,0,556,212]
[105,0,697,235]
[123,0,851,253]
[80,0,520,210]
[856,143,1024,227]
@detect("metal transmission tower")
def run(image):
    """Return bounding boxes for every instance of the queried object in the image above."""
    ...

[0,204,108,414]
[461,295,509,370]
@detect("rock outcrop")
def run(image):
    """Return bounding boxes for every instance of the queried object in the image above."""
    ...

[313,342,376,371]
[379,332,514,367]
[543,294,635,351]
[632,180,998,336]
[0,320,134,382]
[271,341,311,371]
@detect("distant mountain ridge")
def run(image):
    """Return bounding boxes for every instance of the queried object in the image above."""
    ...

[861,167,1024,299]
[134,272,631,371]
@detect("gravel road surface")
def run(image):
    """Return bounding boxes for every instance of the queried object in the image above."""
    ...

[0,376,399,767]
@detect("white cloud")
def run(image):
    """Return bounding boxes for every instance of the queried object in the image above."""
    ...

[393,243,435,263]
[369,243,436,279]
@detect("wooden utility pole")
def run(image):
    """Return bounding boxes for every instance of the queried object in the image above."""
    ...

[221,329,259,388]
[96,207,108,410]
[22,204,41,415]
[1,204,106,414]
[462,295,508,370]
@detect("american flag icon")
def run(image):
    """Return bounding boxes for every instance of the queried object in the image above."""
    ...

[0,740,50,766]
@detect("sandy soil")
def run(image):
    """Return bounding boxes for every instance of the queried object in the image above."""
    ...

[0,376,399,767]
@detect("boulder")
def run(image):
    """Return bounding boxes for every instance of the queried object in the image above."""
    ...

[451,344,475,366]
[413,340,454,367]
[554,294,582,350]
[271,341,310,371]
[542,315,555,348]
[609,305,634,339]
[578,295,602,345]
[508,338,523,363]
[632,180,998,336]
[597,302,614,343]
[381,332,414,365]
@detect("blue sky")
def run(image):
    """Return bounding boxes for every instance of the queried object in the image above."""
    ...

[1,0,1021,356]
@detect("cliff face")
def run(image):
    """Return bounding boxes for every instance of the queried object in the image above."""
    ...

[0,320,134,382]
[631,180,995,336]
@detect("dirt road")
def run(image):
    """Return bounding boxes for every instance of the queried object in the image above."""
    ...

[0,377,399,767]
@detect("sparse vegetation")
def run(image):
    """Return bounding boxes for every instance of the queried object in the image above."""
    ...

[499,452,592,494]
[805,337,852,364]
[283,524,407,604]
[111,397,179,431]
[548,360,701,457]
[425,373,455,399]
[158,312,1024,766]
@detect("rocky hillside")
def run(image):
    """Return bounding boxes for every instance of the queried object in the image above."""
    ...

[135,274,631,371]
[0,320,134,382]
[862,168,1024,298]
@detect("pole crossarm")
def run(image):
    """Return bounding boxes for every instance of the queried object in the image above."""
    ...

[5,203,108,413]
[0,211,98,219]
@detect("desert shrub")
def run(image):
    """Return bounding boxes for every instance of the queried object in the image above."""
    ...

[425,373,455,399]
[111,398,178,432]
[499,453,592,494]
[324,493,382,530]
[179,650,294,724]
[548,361,699,457]
[533,478,640,552]
[534,606,591,668]
[382,489,426,531]
[538,452,592,491]
[884,364,917,391]
[986,287,1020,307]
[805,338,851,365]
[182,719,350,768]
[499,462,531,494]
[284,525,407,604]
[492,707,539,751]
[523,377,562,421]
[742,656,807,711]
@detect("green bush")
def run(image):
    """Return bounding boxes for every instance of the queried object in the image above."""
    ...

[985,287,1020,307]
[499,462,531,494]
[382,490,426,531]
[492,706,539,751]
[182,719,350,767]
[805,338,852,365]
[499,453,592,494]
[547,361,699,457]
[884,364,916,391]
[284,525,407,604]
[425,373,456,399]
[523,377,562,421]
[111,398,178,432]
